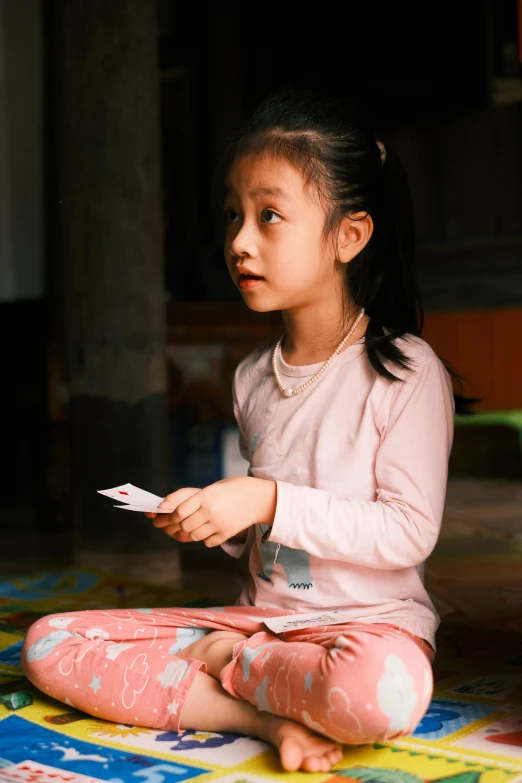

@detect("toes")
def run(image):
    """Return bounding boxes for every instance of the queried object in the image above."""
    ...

[302,746,343,773]
[279,736,303,772]
[303,755,329,773]
[276,722,343,774]
[302,756,321,772]
[326,747,344,765]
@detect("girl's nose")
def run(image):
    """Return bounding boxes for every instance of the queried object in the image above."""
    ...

[230,222,257,259]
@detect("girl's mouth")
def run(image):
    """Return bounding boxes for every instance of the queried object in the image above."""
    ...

[238,274,264,290]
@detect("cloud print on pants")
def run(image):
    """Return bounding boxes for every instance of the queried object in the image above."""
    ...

[105,642,136,660]
[273,652,296,716]
[156,659,192,688]
[25,630,76,662]
[48,617,80,629]
[302,686,365,744]
[122,652,149,709]
[377,654,418,735]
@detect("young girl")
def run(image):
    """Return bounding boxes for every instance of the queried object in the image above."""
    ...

[22,87,479,774]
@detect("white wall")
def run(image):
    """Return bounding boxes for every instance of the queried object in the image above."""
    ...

[0,0,44,302]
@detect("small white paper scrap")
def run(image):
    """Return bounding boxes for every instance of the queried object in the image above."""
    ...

[263,609,354,634]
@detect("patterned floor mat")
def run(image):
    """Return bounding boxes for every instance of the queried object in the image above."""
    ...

[1,568,522,783]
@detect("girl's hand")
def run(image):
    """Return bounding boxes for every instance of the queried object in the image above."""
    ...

[145,477,277,547]
[144,487,200,543]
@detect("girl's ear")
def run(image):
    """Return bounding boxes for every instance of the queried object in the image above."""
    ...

[337,212,374,264]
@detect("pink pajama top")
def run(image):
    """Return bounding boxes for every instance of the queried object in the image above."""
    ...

[222,333,455,649]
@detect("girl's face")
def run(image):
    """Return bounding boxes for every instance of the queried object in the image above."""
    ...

[223,154,339,313]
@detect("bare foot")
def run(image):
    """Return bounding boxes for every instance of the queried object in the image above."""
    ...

[259,713,344,773]
[176,630,248,679]
[178,670,343,773]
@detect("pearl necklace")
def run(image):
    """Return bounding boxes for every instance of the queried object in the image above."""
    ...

[272,308,366,397]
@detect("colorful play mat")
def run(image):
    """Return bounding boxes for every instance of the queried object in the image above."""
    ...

[1,557,521,783]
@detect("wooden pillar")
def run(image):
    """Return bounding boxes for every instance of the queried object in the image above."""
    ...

[0,0,14,298]
[208,0,245,245]
[53,0,177,580]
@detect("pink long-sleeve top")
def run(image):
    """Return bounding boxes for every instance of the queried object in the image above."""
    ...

[222,332,455,649]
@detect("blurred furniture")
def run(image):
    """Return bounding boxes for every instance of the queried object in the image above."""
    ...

[423,306,522,412]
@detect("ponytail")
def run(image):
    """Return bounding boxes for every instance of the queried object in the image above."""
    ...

[350,145,481,416]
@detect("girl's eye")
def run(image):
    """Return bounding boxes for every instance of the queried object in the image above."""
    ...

[223,208,281,225]
[224,209,239,224]
[261,209,281,224]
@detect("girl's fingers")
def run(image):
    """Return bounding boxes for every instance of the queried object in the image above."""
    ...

[152,513,176,528]
[175,493,204,525]
[159,487,201,511]
[144,512,157,518]
[173,530,193,543]
[179,509,208,534]
[163,521,182,537]
[188,522,215,542]
[202,532,223,548]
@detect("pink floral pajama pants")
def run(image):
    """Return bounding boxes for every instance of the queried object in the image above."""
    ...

[21,606,434,744]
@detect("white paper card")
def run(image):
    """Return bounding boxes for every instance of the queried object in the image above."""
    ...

[114,503,166,513]
[263,609,354,634]
[98,483,166,513]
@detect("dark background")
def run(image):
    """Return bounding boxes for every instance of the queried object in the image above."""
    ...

[154,0,522,306]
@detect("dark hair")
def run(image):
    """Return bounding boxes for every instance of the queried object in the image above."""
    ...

[214,86,481,416]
